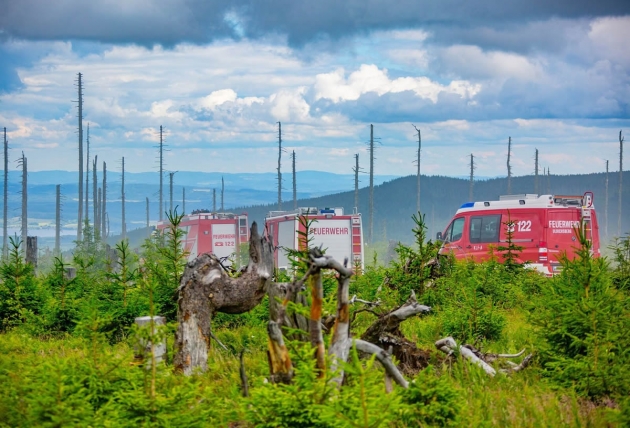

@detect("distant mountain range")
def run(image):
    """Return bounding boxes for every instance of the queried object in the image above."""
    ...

[1,169,628,250]
[0,170,398,245]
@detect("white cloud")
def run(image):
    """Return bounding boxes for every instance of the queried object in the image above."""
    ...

[198,89,238,110]
[589,16,630,67]
[314,64,480,103]
[269,88,311,122]
[439,45,544,81]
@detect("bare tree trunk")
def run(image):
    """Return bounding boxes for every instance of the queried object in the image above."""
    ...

[76,73,83,241]
[353,153,359,211]
[413,125,421,213]
[292,151,297,210]
[102,161,107,238]
[309,267,326,377]
[507,136,512,195]
[605,160,609,240]
[174,222,275,375]
[369,124,374,243]
[97,187,101,238]
[20,152,27,257]
[221,176,224,211]
[547,167,551,194]
[55,184,61,255]
[26,236,37,268]
[469,153,475,201]
[619,130,624,236]
[534,148,539,195]
[277,122,282,210]
[3,127,8,259]
[93,155,97,236]
[159,125,164,221]
[85,124,90,225]
[146,197,150,231]
[168,172,175,214]
[213,188,216,212]
[121,157,126,239]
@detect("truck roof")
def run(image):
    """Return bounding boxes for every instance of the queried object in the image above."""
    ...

[456,194,593,214]
[266,207,349,219]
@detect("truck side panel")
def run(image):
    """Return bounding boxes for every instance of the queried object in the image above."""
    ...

[497,209,543,263]
[546,209,581,263]
[278,219,297,269]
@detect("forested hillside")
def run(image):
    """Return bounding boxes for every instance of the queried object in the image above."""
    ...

[237,171,630,244]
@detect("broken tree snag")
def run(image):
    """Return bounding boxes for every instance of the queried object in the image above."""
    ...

[360,291,431,375]
[354,340,408,389]
[268,267,312,334]
[309,265,326,377]
[321,256,353,386]
[174,221,275,375]
[267,321,293,384]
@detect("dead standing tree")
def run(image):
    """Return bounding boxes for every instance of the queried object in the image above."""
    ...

[353,153,361,211]
[18,152,27,255]
[291,151,297,210]
[619,130,624,236]
[277,122,283,211]
[469,153,475,201]
[3,127,8,258]
[412,125,421,213]
[174,222,275,375]
[507,136,512,195]
[75,73,84,241]
[101,161,107,239]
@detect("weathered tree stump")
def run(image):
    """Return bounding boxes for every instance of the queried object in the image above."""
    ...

[174,222,274,375]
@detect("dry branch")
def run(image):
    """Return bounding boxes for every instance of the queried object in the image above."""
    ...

[435,337,497,376]
[354,340,409,389]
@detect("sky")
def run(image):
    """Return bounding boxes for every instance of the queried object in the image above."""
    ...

[0,0,629,179]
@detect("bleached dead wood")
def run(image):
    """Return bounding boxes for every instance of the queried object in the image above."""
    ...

[435,337,533,377]
[435,337,497,376]
[354,340,409,389]
[174,222,274,375]
[314,255,353,386]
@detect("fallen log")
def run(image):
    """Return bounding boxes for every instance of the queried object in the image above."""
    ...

[435,337,533,376]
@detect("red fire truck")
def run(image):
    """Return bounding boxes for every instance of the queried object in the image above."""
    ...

[437,192,599,275]
[265,207,364,271]
[157,211,249,264]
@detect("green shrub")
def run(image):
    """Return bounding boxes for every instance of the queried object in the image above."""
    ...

[400,366,461,426]
[530,224,630,399]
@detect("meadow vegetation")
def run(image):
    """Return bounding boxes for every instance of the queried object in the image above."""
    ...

[0,214,629,427]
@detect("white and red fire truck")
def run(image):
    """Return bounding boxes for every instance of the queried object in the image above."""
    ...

[437,192,600,275]
[265,207,364,271]
[157,211,249,264]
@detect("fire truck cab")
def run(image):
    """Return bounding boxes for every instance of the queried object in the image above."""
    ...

[437,192,599,275]
[265,207,364,271]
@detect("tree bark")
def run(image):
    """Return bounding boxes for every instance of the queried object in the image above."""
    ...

[174,222,274,375]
